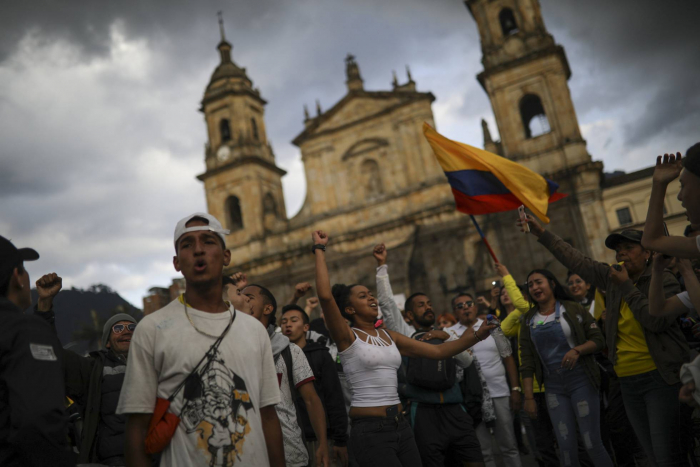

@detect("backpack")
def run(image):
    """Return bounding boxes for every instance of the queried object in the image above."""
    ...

[460,362,483,426]
[405,331,456,391]
[275,346,304,424]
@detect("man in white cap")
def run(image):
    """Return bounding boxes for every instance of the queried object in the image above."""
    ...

[118,213,285,467]
[35,272,138,466]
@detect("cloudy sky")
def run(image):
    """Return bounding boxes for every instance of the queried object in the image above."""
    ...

[1,1,698,307]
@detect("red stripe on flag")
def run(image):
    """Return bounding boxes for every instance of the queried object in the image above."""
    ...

[451,188,567,215]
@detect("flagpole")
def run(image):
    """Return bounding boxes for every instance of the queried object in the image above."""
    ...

[469,215,499,263]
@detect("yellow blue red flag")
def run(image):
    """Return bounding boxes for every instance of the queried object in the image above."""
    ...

[423,123,566,223]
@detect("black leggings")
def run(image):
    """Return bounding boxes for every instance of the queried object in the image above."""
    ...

[349,415,422,467]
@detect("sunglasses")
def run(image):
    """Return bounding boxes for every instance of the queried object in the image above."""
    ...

[112,323,137,334]
[455,301,475,310]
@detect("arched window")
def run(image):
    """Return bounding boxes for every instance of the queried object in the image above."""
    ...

[220,119,232,143]
[251,118,259,141]
[263,193,277,217]
[225,196,243,231]
[361,159,383,199]
[520,94,550,139]
[499,8,519,36]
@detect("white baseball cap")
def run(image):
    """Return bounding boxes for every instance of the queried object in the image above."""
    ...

[174,212,230,249]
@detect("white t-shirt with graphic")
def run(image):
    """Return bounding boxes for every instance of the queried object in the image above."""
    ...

[117,298,280,467]
[275,343,315,467]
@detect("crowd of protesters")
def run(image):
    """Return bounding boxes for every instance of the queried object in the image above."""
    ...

[0,143,699,467]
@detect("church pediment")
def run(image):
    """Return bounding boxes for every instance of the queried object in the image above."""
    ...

[292,91,434,146]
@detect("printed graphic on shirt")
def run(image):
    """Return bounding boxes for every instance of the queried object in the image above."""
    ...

[180,350,255,467]
[275,344,315,467]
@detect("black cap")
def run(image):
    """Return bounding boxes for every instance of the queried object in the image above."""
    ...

[0,235,39,286]
[604,229,643,250]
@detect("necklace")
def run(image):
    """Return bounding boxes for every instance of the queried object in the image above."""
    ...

[182,295,233,338]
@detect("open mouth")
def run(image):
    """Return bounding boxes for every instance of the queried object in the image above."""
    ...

[118,337,131,344]
[532,291,544,299]
[369,303,377,308]
[194,259,207,272]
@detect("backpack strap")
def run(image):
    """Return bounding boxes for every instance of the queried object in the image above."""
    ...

[281,346,304,425]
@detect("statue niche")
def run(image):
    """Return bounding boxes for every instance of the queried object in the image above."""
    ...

[263,192,278,233]
[361,159,382,200]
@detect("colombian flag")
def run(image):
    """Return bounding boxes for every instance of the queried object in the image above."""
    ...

[423,123,566,223]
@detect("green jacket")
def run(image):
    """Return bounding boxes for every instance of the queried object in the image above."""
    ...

[538,230,688,384]
[519,300,604,391]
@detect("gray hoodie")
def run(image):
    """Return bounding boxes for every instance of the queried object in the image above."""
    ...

[268,324,290,357]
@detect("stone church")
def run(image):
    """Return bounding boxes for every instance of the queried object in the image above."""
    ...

[189,0,667,314]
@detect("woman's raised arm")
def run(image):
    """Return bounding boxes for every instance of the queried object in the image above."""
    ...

[312,230,354,351]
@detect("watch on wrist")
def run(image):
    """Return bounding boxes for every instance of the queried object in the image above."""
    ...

[511,386,522,393]
[311,244,326,254]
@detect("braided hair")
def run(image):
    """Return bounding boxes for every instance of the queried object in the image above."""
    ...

[331,283,359,323]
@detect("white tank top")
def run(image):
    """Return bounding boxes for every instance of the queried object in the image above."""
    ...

[339,328,402,408]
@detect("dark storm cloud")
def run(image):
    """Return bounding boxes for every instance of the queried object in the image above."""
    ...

[540,0,700,150]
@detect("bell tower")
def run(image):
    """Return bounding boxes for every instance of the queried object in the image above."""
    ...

[466,0,610,261]
[198,14,287,247]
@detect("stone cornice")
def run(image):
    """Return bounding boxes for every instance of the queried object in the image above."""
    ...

[228,200,457,272]
[476,45,571,91]
[197,156,287,181]
[292,91,435,146]
[200,85,267,111]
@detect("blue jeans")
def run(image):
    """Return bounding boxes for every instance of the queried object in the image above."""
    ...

[618,370,688,467]
[544,367,612,467]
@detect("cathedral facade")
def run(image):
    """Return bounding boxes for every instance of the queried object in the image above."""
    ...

[190,0,671,313]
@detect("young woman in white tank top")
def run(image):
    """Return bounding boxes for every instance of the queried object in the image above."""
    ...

[312,230,495,467]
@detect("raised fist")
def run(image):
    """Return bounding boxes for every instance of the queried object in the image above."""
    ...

[36,273,62,300]
[305,297,320,315]
[373,244,387,266]
[294,282,312,299]
[230,272,248,289]
[312,230,329,246]
[494,263,510,278]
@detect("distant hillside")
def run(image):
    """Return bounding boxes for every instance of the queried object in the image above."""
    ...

[30,284,142,355]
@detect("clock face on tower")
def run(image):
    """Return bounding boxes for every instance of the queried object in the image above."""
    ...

[217,145,231,162]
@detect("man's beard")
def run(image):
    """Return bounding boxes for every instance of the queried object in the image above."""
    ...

[414,312,435,328]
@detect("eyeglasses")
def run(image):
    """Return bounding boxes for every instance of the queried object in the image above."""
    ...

[455,301,474,310]
[112,323,137,334]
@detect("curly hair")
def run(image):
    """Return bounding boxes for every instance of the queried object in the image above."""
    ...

[332,283,359,323]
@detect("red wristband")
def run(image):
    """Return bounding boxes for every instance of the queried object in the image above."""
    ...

[572,348,581,355]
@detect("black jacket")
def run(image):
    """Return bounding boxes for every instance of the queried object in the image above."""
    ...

[36,308,126,463]
[298,342,348,447]
[0,297,74,467]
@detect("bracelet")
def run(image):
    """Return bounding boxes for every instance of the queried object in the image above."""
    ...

[572,348,581,356]
[311,244,326,254]
[473,329,482,342]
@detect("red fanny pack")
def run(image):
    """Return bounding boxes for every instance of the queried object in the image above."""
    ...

[145,398,181,454]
